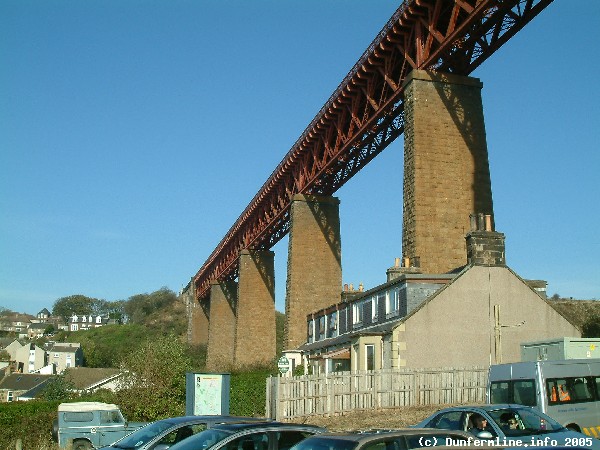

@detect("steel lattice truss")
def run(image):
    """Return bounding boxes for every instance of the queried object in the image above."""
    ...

[192,0,553,300]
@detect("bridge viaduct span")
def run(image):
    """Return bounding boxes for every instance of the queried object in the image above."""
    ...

[182,0,553,370]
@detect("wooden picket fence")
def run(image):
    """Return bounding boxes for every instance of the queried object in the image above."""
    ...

[266,367,487,420]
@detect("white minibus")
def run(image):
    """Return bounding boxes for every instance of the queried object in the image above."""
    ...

[487,359,600,437]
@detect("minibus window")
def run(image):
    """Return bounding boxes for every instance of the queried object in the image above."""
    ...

[547,377,596,404]
[490,381,510,403]
[513,380,536,406]
[489,380,536,406]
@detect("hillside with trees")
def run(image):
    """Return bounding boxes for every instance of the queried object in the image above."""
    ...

[44,286,286,369]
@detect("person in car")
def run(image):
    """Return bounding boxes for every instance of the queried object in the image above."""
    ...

[500,412,519,430]
[468,414,490,435]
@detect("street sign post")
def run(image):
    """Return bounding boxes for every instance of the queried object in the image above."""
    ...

[277,356,290,375]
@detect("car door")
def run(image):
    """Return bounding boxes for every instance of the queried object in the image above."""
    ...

[359,436,403,450]
[151,424,208,450]
[273,430,316,450]
[218,431,270,450]
[428,411,464,431]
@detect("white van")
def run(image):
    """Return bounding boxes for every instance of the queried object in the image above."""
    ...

[487,359,600,437]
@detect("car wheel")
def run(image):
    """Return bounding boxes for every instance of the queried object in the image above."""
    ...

[73,439,94,450]
[52,419,59,442]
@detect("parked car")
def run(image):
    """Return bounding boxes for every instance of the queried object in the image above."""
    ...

[99,416,273,450]
[288,428,486,450]
[53,402,146,450]
[166,422,325,450]
[413,405,600,449]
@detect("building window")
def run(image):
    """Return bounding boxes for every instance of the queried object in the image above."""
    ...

[353,300,366,325]
[96,316,102,324]
[71,324,79,332]
[371,296,378,321]
[7,391,13,402]
[307,320,314,343]
[327,311,337,338]
[365,344,375,371]
[386,288,399,315]
[318,316,326,341]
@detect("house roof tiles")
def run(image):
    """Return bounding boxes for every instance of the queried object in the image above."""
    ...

[63,367,121,390]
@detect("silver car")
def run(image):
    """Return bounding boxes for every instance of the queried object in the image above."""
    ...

[167,422,324,450]
[414,404,600,449]
[288,428,485,450]
[99,416,272,450]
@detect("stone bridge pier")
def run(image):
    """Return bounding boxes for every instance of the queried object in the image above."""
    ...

[402,70,494,273]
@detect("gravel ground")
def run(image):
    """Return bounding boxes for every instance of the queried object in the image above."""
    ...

[290,405,452,431]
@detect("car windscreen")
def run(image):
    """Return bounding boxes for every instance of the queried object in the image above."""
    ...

[487,408,565,437]
[112,421,175,449]
[169,428,233,450]
[289,436,358,450]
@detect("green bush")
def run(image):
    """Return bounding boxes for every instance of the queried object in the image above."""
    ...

[117,334,193,421]
[230,368,276,417]
[0,364,276,448]
[0,400,60,449]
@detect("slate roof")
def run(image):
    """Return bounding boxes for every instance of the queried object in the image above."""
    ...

[299,318,402,352]
[0,373,53,391]
[63,367,121,390]
[50,343,81,353]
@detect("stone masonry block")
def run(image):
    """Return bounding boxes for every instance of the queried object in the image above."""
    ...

[235,249,276,367]
[402,70,494,273]
[206,280,237,371]
[285,194,342,349]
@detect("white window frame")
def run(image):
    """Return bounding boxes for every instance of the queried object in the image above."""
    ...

[353,300,365,325]
[386,288,400,316]
[365,344,375,371]
[371,296,378,321]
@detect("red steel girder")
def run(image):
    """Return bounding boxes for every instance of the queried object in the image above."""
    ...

[192,0,553,300]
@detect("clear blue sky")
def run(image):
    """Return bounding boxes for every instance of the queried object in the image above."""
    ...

[2,1,599,316]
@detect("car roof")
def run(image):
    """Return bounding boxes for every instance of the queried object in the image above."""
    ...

[210,422,323,432]
[301,428,475,443]
[58,402,119,412]
[433,404,530,413]
[155,416,272,426]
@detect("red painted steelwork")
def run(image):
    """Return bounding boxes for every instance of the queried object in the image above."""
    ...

[192,0,553,300]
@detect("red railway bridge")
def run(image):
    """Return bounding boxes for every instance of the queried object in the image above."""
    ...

[184,0,554,369]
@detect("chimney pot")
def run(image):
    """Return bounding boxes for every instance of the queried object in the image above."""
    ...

[485,214,492,231]
[470,214,477,231]
[477,213,485,231]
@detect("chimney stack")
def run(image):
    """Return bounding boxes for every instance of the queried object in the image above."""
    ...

[386,256,422,281]
[466,214,506,266]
